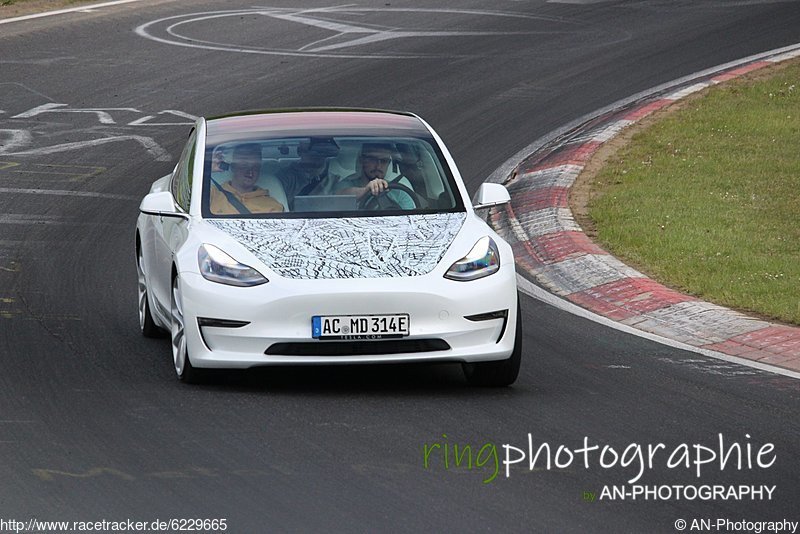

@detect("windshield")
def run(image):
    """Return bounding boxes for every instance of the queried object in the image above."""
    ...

[201,135,465,218]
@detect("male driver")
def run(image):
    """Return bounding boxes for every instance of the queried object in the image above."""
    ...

[210,143,284,215]
[334,143,414,210]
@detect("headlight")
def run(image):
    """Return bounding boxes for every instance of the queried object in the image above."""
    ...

[198,244,268,287]
[444,236,500,281]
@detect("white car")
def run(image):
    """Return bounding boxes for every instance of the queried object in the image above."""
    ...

[136,109,521,385]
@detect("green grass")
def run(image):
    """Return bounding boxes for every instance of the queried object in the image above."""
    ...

[589,60,800,325]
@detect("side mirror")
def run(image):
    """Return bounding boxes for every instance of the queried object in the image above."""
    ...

[139,191,187,219]
[472,183,510,209]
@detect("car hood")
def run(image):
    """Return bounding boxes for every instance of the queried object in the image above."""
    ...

[207,213,467,279]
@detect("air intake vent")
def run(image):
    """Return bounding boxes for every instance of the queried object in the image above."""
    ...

[265,339,450,356]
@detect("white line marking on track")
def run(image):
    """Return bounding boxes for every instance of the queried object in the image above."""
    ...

[0,135,170,161]
[0,0,146,25]
[0,82,55,101]
[0,214,125,226]
[12,103,142,124]
[126,110,198,126]
[0,130,33,153]
[0,188,137,201]
[136,7,576,60]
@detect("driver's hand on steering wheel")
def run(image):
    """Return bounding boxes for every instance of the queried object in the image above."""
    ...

[365,178,388,197]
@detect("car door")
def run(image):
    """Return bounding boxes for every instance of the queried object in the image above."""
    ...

[150,129,196,316]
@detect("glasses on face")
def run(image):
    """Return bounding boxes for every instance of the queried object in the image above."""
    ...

[361,155,391,166]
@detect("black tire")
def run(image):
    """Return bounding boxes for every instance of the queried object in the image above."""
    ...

[141,295,163,338]
[462,299,522,387]
[137,248,165,338]
[178,347,204,385]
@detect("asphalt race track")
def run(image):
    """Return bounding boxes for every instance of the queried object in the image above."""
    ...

[1,1,799,531]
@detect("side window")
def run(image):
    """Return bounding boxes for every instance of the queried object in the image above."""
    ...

[171,129,197,212]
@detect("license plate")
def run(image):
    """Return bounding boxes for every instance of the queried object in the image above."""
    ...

[312,314,409,340]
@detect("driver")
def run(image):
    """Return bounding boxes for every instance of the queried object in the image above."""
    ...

[334,143,414,210]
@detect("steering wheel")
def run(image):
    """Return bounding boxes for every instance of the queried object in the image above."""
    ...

[358,181,421,210]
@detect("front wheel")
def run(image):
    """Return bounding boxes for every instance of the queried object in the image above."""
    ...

[137,248,165,338]
[462,299,522,387]
[170,275,203,384]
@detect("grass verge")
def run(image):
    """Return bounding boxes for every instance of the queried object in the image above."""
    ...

[585,59,800,325]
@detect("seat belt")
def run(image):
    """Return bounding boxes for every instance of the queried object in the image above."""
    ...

[297,176,321,197]
[297,166,330,197]
[211,180,252,215]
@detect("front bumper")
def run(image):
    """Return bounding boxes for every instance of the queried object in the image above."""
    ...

[178,267,518,368]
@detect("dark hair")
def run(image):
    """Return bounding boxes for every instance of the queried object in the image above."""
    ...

[232,143,262,159]
[301,137,340,158]
[360,142,394,155]
[396,142,422,163]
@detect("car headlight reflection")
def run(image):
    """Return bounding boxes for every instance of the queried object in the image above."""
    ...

[444,236,500,281]
[198,244,268,287]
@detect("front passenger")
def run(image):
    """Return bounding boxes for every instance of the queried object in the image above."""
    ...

[209,143,284,215]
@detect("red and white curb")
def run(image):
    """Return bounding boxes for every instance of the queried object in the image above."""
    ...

[493,45,800,376]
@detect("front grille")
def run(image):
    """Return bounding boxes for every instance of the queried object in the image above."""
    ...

[265,339,450,356]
